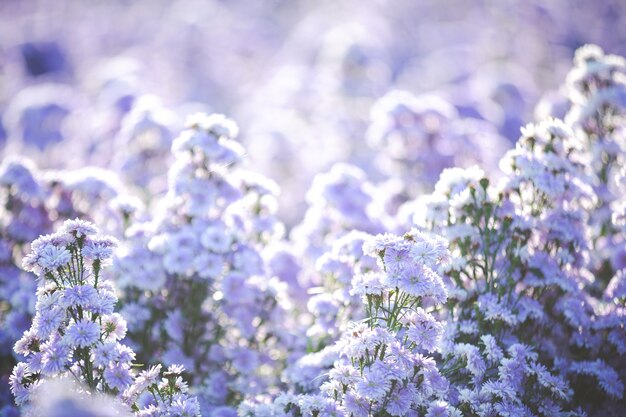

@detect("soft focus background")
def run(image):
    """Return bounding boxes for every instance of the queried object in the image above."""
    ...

[2,0,626,226]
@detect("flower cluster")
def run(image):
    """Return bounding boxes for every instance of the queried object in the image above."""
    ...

[242,230,457,416]
[292,163,387,275]
[408,116,625,414]
[0,156,143,415]
[110,95,179,195]
[366,90,509,212]
[565,45,626,285]
[10,219,199,416]
[113,113,296,416]
[279,231,379,394]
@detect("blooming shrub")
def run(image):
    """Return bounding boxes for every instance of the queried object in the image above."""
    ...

[404,49,626,414]
[10,219,200,416]
[241,229,457,417]
[0,156,143,415]
[112,113,296,416]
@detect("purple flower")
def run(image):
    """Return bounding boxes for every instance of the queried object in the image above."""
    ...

[9,363,34,406]
[104,363,134,391]
[0,157,42,199]
[89,286,117,315]
[93,342,121,367]
[383,247,412,276]
[397,263,447,303]
[404,308,444,352]
[386,387,413,416]
[82,236,119,261]
[14,329,40,357]
[342,392,369,417]
[168,394,202,417]
[35,245,71,272]
[40,339,70,375]
[61,219,99,239]
[355,365,391,401]
[65,319,100,348]
[62,284,98,308]
[425,401,452,417]
[33,307,65,339]
[570,360,624,399]
[350,272,386,296]
[163,247,195,275]
[192,252,224,279]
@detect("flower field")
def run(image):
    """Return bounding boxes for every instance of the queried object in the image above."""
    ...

[0,2,625,416]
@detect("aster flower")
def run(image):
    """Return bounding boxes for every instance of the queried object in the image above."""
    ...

[570,360,624,399]
[32,306,65,339]
[9,363,36,406]
[35,244,72,272]
[93,342,121,367]
[104,363,134,391]
[40,339,71,375]
[403,308,444,353]
[366,90,507,210]
[101,313,127,341]
[14,330,40,357]
[355,367,391,400]
[62,284,98,308]
[61,218,99,239]
[325,231,453,413]
[65,319,101,348]
[82,235,119,261]
[201,224,232,253]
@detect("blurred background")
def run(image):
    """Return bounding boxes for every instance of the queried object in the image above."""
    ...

[1,0,625,226]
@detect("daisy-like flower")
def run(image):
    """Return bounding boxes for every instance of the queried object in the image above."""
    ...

[102,313,127,341]
[386,387,413,416]
[61,218,98,239]
[383,246,412,275]
[40,339,70,375]
[36,245,71,272]
[355,366,390,401]
[168,395,202,417]
[404,308,444,352]
[93,342,120,367]
[397,263,447,302]
[342,392,369,417]
[82,235,119,261]
[62,284,98,308]
[32,307,65,339]
[160,376,190,394]
[9,363,34,406]
[14,330,40,357]
[426,401,453,417]
[104,363,134,391]
[329,365,360,386]
[193,252,224,279]
[350,271,386,296]
[200,224,232,253]
[12,219,200,415]
[65,319,100,348]
[134,364,162,389]
[165,364,185,376]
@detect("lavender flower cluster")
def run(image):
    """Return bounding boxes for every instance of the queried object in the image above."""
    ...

[11,219,200,416]
[112,113,295,416]
[1,7,626,415]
